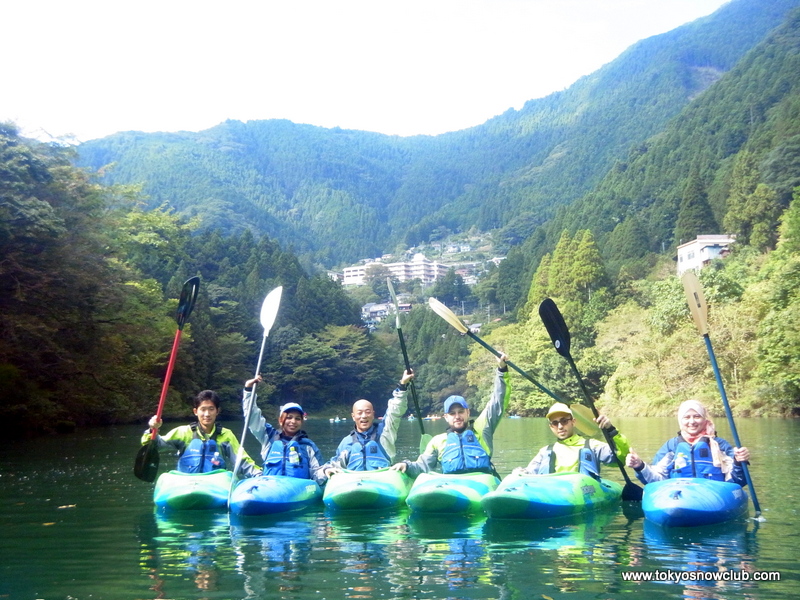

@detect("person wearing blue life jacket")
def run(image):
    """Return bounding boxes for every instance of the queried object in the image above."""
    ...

[626,399,751,485]
[391,354,510,477]
[141,390,260,477]
[243,375,327,486]
[322,369,414,477]
[512,402,629,479]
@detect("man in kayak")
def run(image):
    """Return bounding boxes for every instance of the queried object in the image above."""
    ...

[391,354,510,477]
[322,369,414,477]
[142,389,260,477]
[512,402,629,478]
[243,375,327,485]
[625,399,750,485]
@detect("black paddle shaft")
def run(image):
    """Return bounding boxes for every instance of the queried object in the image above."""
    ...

[538,298,643,501]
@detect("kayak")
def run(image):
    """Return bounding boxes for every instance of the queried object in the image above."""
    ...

[229,475,322,516]
[153,469,232,510]
[642,478,749,527]
[323,468,412,510]
[405,472,500,514]
[481,471,622,519]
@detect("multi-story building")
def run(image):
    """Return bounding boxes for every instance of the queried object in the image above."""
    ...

[676,235,736,275]
[343,253,450,286]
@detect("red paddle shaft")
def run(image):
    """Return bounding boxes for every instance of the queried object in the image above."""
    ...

[150,328,184,436]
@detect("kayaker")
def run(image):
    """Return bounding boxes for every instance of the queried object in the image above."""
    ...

[243,375,327,485]
[141,389,260,477]
[511,402,629,478]
[322,369,414,477]
[391,354,510,477]
[625,399,750,485]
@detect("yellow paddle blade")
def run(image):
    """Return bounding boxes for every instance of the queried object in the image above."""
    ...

[428,297,468,333]
[681,271,709,336]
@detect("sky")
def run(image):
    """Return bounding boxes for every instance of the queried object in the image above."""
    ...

[3,0,731,143]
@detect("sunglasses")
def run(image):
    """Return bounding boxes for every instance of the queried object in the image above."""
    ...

[549,417,573,427]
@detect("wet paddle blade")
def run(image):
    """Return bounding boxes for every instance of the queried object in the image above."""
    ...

[428,297,468,334]
[538,298,571,358]
[571,403,602,438]
[622,481,644,502]
[133,441,159,483]
[681,271,709,336]
[260,286,283,333]
[419,433,433,455]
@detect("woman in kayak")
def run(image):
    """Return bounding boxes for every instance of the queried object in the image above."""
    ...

[391,354,509,477]
[244,376,327,486]
[511,402,629,478]
[142,389,260,477]
[626,399,750,485]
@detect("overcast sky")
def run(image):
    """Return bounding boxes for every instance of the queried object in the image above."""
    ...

[3,0,731,142]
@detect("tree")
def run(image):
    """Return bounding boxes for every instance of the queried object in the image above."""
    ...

[674,171,718,246]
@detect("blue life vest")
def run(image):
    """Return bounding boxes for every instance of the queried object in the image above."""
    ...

[536,438,600,479]
[671,437,725,481]
[345,426,390,470]
[440,430,492,475]
[262,434,311,479]
[177,423,226,473]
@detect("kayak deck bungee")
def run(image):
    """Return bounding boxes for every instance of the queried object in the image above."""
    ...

[481,471,622,520]
[230,475,322,516]
[405,472,500,514]
[323,468,412,510]
[642,477,749,527]
[153,469,233,510]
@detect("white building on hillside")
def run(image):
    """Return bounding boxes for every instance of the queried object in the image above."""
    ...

[343,253,450,286]
[676,235,735,275]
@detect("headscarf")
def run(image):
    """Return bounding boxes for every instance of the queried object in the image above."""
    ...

[677,399,726,471]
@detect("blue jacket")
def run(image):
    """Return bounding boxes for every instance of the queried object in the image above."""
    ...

[634,434,746,486]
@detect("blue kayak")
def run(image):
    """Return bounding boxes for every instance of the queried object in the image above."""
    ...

[153,469,232,510]
[642,478,749,527]
[229,475,322,516]
[481,472,622,519]
[406,472,500,514]
[323,468,412,510]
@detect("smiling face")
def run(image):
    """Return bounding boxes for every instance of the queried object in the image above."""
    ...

[680,409,707,437]
[193,400,219,434]
[548,413,575,440]
[444,406,470,432]
[280,410,304,435]
[352,400,375,432]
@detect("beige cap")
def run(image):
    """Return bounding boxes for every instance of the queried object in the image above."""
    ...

[546,402,574,420]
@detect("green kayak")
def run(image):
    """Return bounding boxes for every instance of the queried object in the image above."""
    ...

[323,468,412,510]
[153,469,232,511]
[405,472,500,514]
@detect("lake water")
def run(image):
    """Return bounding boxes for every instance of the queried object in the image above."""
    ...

[0,416,797,600]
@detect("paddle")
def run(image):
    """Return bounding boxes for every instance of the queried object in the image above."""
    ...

[230,286,283,491]
[134,276,201,482]
[427,297,600,438]
[387,278,431,453]
[538,298,643,502]
[681,271,762,519]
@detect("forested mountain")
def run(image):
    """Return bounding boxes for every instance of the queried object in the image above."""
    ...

[76,0,800,269]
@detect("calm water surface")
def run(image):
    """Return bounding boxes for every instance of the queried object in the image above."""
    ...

[1,417,798,600]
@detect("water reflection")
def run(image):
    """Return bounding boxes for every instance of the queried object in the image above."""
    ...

[640,519,760,599]
[137,510,233,599]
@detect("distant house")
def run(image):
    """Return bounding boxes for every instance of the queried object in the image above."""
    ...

[676,235,736,275]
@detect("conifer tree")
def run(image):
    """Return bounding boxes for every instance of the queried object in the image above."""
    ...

[674,171,719,246]
[572,230,607,301]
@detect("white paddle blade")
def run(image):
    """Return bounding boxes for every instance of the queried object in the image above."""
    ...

[427,297,468,333]
[387,278,402,328]
[681,271,709,336]
[260,286,283,334]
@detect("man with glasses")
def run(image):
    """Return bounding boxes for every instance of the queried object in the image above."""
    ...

[512,402,629,479]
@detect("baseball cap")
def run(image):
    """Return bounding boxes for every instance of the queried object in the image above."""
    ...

[545,402,573,420]
[279,402,304,416]
[444,395,468,413]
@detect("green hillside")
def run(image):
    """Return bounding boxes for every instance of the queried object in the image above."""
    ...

[77,0,800,269]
